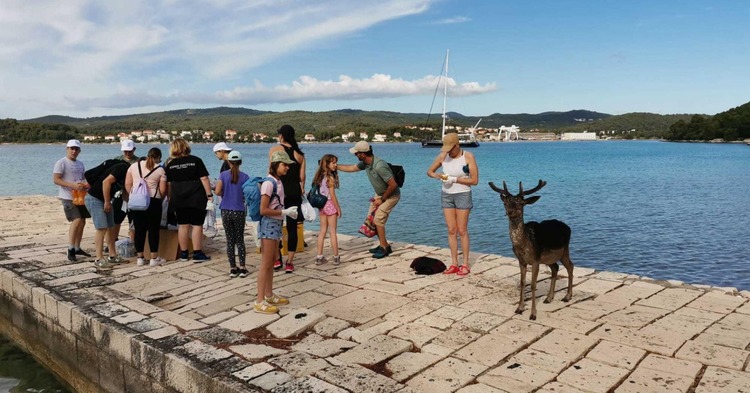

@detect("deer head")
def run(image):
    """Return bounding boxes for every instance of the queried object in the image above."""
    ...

[488,180,546,220]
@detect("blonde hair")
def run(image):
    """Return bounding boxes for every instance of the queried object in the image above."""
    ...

[170,138,191,158]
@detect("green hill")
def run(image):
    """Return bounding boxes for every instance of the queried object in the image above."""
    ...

[663,101,750,141]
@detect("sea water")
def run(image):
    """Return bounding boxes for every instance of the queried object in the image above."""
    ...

[1,140,748,290]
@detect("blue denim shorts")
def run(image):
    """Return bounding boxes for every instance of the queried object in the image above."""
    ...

[441,191,473,210]
[259,216,283,240]
[84,194,114,229]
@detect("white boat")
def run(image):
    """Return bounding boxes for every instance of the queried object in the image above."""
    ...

[422,50,479,148]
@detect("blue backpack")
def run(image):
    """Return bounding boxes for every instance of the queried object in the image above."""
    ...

[242,176,279,221]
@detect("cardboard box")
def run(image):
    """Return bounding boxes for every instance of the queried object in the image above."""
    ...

[143,229,193,261]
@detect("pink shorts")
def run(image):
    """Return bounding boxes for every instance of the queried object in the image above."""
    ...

[320,200,338,216]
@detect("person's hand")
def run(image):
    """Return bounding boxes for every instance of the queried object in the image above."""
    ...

[103,201,112,213]
[373,197,383,207]
[442,176,458,185]
[337,209,342,218]
[281,206,298,220]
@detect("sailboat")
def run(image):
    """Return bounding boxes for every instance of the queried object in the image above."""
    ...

[421,50,480,148]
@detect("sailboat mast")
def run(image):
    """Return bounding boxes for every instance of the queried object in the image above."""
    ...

[441,49,449,138]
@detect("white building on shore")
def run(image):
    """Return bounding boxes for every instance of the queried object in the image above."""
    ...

[561,131,597,141]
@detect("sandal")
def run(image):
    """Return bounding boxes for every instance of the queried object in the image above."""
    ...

[457,265,470,276]
[443,265,460,274]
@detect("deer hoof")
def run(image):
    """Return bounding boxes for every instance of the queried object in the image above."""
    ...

[543,298,552,304]
[514,308,524,315]
[562,296,571,302]
[529,314,537,321]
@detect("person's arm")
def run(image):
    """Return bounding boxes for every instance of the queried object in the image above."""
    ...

[260,194,280,217]
[458,151,479,186]
[376,178,398,207]
[296,152,306,191]
[336,163,361,173]
[426,152,447,180]
[200,176,212,201]
[53,173,85,190]
[124,168,133,193]
[328,176,342,217]
[158,177,167,198]
[102,175,116,212]
[268,145,282,161]
[215,179,224,197]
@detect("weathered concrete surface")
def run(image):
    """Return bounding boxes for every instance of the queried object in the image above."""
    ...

[2,195,750,393]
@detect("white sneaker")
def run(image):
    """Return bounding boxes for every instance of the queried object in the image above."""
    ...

[149,257,166,267]
[137,257,146,266]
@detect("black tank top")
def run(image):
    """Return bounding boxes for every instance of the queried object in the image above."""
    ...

[280,145,302,198]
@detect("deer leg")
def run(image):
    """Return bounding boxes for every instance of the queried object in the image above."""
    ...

[515,261,527,315]
[544,263,559,303]
[561,248,574,302]
[530,262,540,320]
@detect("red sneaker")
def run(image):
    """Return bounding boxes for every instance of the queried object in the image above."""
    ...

[285,262,294,273]
[443,265,460,274]
[274,258,283,270]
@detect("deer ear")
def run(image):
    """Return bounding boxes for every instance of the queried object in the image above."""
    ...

[524,196,541,205]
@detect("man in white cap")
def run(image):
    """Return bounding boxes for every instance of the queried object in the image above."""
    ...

[338,141,401,259]
[52,139,92,262]
[213,142,233,174]
[110,139,140,244]
[116,139,139,164]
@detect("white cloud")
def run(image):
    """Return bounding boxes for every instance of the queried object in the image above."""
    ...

[434,16,471,24]
[0,0,499,118]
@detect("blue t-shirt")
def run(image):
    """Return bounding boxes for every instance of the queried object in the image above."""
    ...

[218,170,250,211]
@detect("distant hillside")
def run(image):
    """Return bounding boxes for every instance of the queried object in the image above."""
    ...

[557,112,696,139]
[664,101,750,141]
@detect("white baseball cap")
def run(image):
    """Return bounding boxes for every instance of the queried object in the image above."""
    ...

[213,142,232,152]
[121,139,136,151]
[66,139,81,148]
[349,141,371,154]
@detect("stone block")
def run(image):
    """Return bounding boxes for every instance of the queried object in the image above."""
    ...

[431,327,483,350]
[219,310,279,332]
[178,340,233,364]
[99,352,126,393]
[268,351,330,377]
[267,308,326,339]
[490,319,551,342]
[388,322,443,348]
[455,383,508,393]
[454,312,507,333]
[406,357,488,393]
[152,310,207,331]
[12,275,32,304]
[454,333,525,367]
[586,340,646,370]
[271,376,349,393]
[292,338,357,358]
[478,362,557,392]
[506,349,570,374]
[313,317,351,337]
[615,366,694,393]
[229,343,287,361]
[537,381,588,393]
[249,371,295,391]
[232,362,274,382]
[386,352,444,382]
[675,340,750,370]
[530,329,598,361]
[335,335,412,366]
[76,336,100,384]
[696,366,750,392]
[350,320,400,343]
[44,292,60,324]
[316,364,404,393]
[557,358,630,393]
[383,301,437,324]
[144,326,180,340]
[131,340,166,382]
[313,289,409,324]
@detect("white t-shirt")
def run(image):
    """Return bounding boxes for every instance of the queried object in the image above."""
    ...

[260,175,285,221]
[53,157,85,200]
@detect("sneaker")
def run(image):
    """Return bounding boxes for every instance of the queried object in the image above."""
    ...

[67,248,76,262]
[265,294,289,305]
[443,265,460,274]
[229,268,240,278]
[192,252,211,263]
[273,258,283,270]
[75,248,92,257]
[94,259,113,270]
[238,268,249,278]
[137,257,146,266]
[149,257,165,267]
[107,255,128,264]
[178,250,189,262]
[369,244,392,254]
[253,301,278,314]
[333,255,341,265]
[372,246,391,259]
[285,262,294,273]
[315,255,327,265]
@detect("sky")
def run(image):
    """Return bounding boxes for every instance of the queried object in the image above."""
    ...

[2,0,749,120]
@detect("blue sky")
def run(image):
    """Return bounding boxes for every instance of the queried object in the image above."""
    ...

[2,0,748,120]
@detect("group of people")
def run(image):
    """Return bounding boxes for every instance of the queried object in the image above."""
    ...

[53,125,479,314]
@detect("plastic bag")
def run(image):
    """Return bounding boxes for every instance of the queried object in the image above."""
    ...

[300,195,317,222]
[72,188,87,206]
[115,238,136,258]
[203,200,218,238]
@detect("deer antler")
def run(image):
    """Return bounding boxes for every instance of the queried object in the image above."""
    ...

[488,181,511,196]
[521,179,547,196]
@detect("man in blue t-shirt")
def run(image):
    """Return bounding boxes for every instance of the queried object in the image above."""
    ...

[337,141,401,259]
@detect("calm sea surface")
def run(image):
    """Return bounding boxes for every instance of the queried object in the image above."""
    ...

[1,140,749,289]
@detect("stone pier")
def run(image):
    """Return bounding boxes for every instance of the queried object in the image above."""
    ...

[1,195,750,393]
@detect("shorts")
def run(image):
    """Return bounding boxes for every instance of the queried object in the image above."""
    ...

[320,199,338,216]
[370,193,400,227]
[84,195,114,230]
[175,207,206,226]
[113,196,128,225]
[441,191,473,210]
[61,199,90,221]
[259,216,282,240]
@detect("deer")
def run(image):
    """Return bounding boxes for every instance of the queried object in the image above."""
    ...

[489,179,573,320]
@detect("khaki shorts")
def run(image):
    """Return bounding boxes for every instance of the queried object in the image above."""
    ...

[369,193,400,227]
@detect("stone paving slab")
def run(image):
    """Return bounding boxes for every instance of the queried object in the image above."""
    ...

[3,195,750,393]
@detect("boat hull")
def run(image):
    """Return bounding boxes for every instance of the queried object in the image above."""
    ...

[421,140,480,148]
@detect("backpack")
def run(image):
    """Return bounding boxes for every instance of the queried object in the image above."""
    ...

[242,176,279,222]
[129,163,158,211]
[307,183,328,209]
[410,256,446,275]
[387,163,405,188]
[84,159,127,185]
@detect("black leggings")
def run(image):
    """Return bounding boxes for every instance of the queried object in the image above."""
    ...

[284,195,303,252]
[131,198,162,254]
[221,209,246,267]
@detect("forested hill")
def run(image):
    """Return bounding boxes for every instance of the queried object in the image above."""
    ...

[664,101,750,141]
[557,113,696,139]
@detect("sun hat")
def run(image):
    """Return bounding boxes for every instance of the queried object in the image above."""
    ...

[349,141,371,154]
[270,150,294,164]
[213,142,232,152]
[121,139,136,151]
[227,150,242,161]
[66,139,81,148]
[441,133,459,152]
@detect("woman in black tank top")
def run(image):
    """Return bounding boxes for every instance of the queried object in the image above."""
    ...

[269,125,306,272]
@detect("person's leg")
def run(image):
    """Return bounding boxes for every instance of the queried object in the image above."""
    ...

[74,217,86,250]
[94,229,106,260]
[191,208,206,252]
[106,226,118,258]
[329,215,339,257]
[317,214,329,256]
[235,211,246,267]
[221,210,237,268]
[177,224,190,253]
[285,215,298,264]
[443,208,459,266]
[146,200,162,260]
[456,209,471,266]
[257,238,275,303]
[132,210,147,258]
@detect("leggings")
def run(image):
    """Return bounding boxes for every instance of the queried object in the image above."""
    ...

[131,198,162,254]
[221,209,246,267]
[284,195,302,252]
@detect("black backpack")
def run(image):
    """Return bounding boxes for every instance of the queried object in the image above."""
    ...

[84,159,127,185]
[410,256,446,275]
[387,163,405,188]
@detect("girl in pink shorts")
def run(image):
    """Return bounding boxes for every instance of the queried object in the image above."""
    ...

[313,154,342,265]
